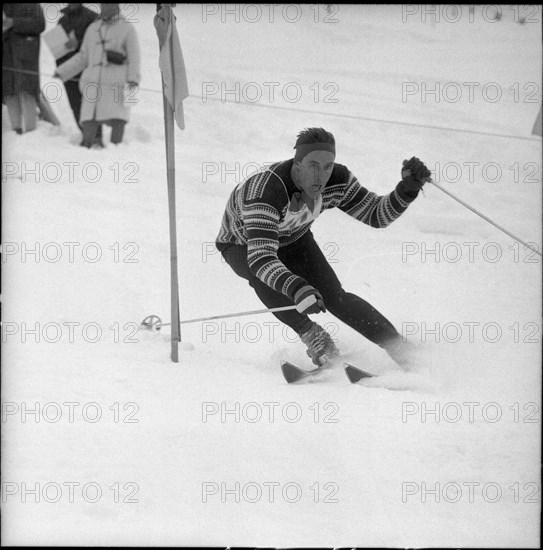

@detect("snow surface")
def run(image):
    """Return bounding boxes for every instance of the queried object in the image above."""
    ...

[2,3,541,547]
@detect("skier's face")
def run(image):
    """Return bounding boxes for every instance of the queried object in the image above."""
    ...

[293,151,335,199]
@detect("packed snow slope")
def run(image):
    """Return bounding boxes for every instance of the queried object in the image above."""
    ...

[2,4,541,547]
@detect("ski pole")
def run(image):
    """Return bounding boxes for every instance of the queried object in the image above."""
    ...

[428,179,542,257]
[142,305,298,330]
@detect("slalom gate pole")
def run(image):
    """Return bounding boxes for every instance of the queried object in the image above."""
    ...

[428,179,542,257]
[158,5,181,361]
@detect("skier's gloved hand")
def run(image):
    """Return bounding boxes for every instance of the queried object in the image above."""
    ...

[400,156,432,193]
[294,285,326,315]
[401,156,431,182]
[400,175,425,193]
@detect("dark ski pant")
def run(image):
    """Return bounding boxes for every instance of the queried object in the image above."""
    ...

[64,80,102,139]
[81,119,125,147]
[219,231,401,349]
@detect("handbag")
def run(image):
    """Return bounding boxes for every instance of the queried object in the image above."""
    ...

[106,49,126,65]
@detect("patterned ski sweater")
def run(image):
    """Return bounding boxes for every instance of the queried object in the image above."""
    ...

[216,159,419,301]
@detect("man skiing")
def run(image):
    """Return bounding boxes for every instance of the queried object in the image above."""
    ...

[215,127,430,368]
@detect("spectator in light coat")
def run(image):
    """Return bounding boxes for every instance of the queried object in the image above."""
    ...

[55,3,140,147]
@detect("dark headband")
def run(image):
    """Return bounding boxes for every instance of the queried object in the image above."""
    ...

[293,142,336,162]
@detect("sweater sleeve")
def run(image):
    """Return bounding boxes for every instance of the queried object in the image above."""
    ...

[56,23,92,82]
[243,172,309,300]
[338,168,418,228]
[57,49,87,82]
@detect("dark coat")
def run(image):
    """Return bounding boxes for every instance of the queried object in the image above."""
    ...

[56,5,99,75]
[2,3,45,99]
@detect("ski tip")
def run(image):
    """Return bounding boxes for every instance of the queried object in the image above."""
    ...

[281,361,321,384]
[281,361,306,384]
[344,363,375,383]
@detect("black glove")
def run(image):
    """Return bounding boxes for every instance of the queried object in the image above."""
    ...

[400,156,431,192]
[294,285,326,315]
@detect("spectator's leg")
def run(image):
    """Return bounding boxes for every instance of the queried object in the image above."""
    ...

[110,119,126,144]
[64,80,83,130]
[80,120,99,148]
[94,123,104,146]
[5,94,23,133]
[21,92,38,132]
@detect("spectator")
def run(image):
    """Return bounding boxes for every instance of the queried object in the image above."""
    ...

[55,3,140,147]
[2,4,45,134]
[56,3,103,146]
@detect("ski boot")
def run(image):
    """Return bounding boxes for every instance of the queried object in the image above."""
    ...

[299,321,339,367]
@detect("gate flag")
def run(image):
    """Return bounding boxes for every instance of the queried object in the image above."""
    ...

[154,4,189,130]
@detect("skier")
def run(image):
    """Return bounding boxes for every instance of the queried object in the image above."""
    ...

[215,127,431,368]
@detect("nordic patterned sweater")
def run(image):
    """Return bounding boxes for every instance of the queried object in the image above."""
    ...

[216,159,419,301]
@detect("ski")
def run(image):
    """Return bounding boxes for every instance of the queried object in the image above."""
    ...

[281,361,376,384]
[344,363,376,383]
[281,361,325,383]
